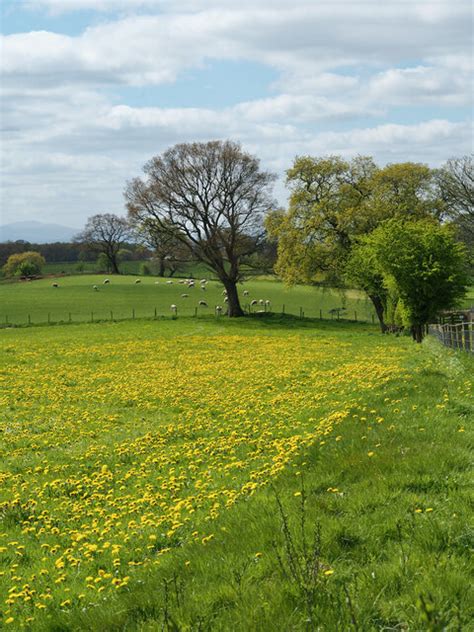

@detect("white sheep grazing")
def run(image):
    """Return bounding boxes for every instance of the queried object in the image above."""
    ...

[52,283,59,288]
[93,285,98,291]
[188,282,195,288]
[167,280,173,285]
[178,279,185,284]
[200,279,207,284]
[222,289,227,296]
[259,299,264,305]
[201,285,206,291]
[103,279,110,284]
[250,299,258,306]
[181,293,189,298]
[199,300,208,307]
[243,290,249,296]
[265,300,271,306]
[170,304,177,311]
[135,279,141,284]
[224,296,228,302]
[215,305,223,313]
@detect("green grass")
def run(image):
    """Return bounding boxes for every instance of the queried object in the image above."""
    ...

[0,274,376,325]
[0,316,472,630]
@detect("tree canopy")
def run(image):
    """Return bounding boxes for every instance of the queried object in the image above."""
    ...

[75,214,132,275]
[349,219,468,342]
[125,140,276,316]
[267,155,446,331]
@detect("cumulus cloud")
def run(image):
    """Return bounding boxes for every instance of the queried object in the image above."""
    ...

[0,0,472,224]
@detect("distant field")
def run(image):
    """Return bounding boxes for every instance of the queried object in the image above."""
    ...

[0,274,376,325]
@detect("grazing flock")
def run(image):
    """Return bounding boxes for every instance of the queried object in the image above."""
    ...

[51,277,272,314]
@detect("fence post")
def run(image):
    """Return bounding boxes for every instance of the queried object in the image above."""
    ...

[110,310,113,321]
[5,315,7,325]
[371,314,375,324]
[48,313,51,324]
[354,311,357,322]
[194,307,197,317]
[154,307,157,319]
[91,311,94,323]
[320,309,322,320]
[282,304,285,314]
[299,307,303,319]
[69,312,72,323]
[28,314,31,325]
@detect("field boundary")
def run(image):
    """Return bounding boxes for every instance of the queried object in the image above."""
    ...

[429,321,473,353]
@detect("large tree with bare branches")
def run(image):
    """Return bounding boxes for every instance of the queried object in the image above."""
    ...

[75,213,131,274]
[125,140,276,316]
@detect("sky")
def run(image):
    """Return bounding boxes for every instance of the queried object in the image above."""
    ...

[0,0,473,229]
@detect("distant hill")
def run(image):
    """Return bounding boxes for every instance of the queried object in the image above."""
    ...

[0,221,79,244]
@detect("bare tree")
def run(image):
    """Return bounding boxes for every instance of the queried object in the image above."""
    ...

[125,140,276,316]
[437,155,474,246]
[75,213,131,274]
[132,217,189,277]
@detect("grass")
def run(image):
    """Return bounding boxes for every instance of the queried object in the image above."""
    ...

[0,274,376,325]
[0,316,472,630]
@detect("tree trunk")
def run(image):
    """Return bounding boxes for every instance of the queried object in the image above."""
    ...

[368,294,388,333]
[222,279,245,317]
[411,324,424,343]
[110,256,120,274]
[158,257,165,277]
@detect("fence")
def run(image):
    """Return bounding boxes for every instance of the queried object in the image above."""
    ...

[0,305,377,329]
[429,322,473,353]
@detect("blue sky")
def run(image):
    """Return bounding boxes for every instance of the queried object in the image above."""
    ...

[0,0,472,228]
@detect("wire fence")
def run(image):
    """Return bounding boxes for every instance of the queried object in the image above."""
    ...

[0,304,378,329]
[429,322,473,353]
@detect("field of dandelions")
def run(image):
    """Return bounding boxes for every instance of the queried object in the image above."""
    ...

[1,313,472,630]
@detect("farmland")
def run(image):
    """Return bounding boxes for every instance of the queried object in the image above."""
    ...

[0,275,377,326]
[0,309,472,630]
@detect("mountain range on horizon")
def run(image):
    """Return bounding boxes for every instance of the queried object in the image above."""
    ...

[0,221,80,244]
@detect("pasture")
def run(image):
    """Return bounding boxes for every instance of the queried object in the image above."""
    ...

[0,315,472,630]
[0,274,377,326]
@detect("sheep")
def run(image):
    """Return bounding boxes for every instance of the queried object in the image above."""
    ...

[200,279,207,284]
[201,285,206,291]
[243,290,249,296]
[224,296,228,302]
[259,299,264,305]
[199,300,208,307]
[250,299,258,306]
[265,300,271,306]
[134,279,141,284]
[154,281,160,284]
[178,280,185,284]
[222,289,227,296]
[52,283,59,288]
[103,279,110,284]
[215,305,223,313]
[188,282,195,288]
[93,285,98,291]
[181,293,189,298]
[170,304,177,311]
[166,280,174,285]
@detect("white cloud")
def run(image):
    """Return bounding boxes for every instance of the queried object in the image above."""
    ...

[1,1,472,225]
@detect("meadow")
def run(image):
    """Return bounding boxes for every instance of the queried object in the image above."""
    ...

[0,274,377,326]
[0,313,472,630]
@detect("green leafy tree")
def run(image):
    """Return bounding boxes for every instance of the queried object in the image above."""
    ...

[2,251,45,277]
[268,156,444,331]
[350,219,468,342]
